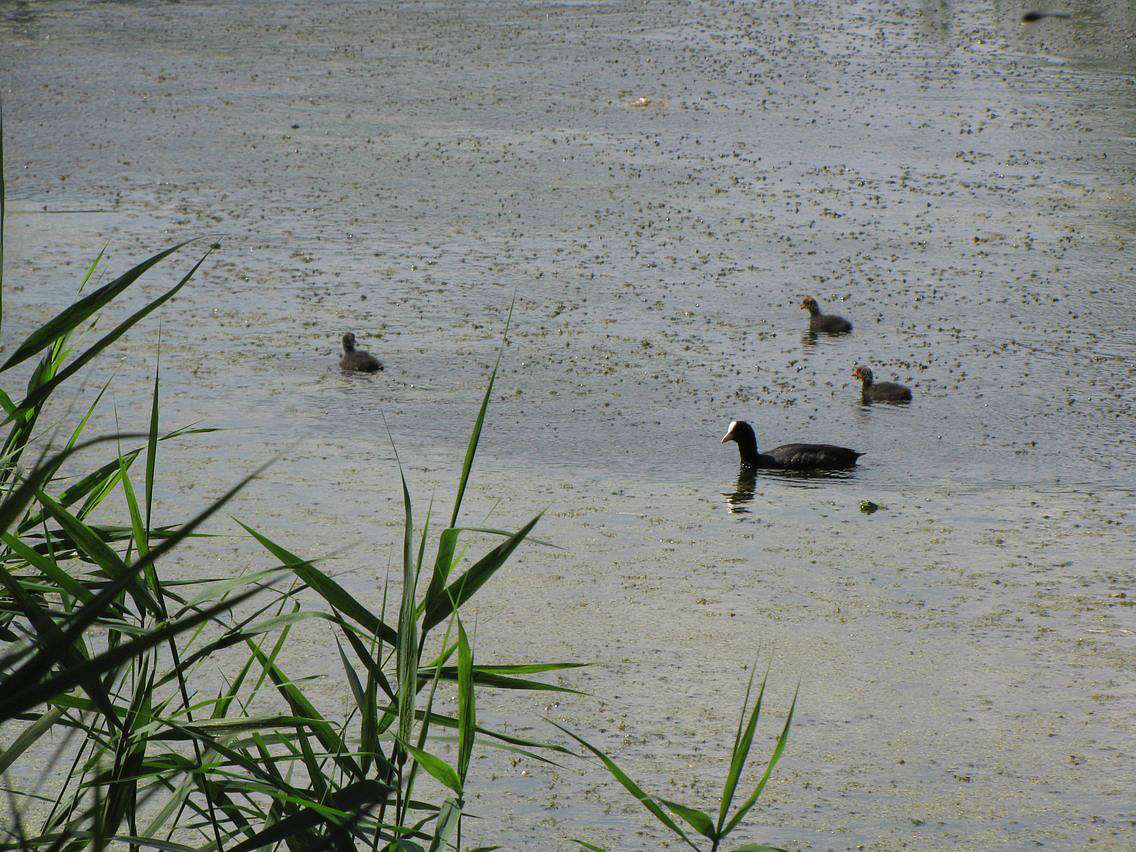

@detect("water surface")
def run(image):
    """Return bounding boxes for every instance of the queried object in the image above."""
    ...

[2,0,1134,847]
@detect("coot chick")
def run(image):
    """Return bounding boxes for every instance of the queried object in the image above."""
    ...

[852,366,912,404]
[721,420,863,470]
[1022,11,1070,21]
[340,332,383,373]
[800,296,852,334]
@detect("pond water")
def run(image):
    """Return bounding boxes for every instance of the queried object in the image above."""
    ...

[2,0,1134,848]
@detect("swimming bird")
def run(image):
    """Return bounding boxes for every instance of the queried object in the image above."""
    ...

[721,420,863,470]
[340,332,383,373]
[852,366,912,404]
[800,296,852,334]
[1022,11,1070,22]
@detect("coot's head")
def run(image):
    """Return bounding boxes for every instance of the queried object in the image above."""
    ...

[721,420,757,446]
[342,332,357,351]
[799,296,819,315]
[852,365,874,384]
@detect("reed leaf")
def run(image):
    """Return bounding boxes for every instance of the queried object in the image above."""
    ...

[237,520,397,645]
[0,240,195,373]
[659,799,716,841]
[455,619,474,786]
[721,686,797,837]
[395,461,417,759]
[549,721,698,850]
[421,512,541,632]
[0,587,259,720]
[717,664,765,835]
[399,743,460,796]
[10,251,210,416]
[225,779,390,852]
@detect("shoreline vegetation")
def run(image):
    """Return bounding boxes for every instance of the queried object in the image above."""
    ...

[0,116,792,849]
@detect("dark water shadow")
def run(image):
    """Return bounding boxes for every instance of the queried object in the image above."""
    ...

[857,397,913,408]
[800,329,854,348]
[723,470,757,514]
[722,464,857,513]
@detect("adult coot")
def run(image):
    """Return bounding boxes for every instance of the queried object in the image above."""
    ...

[800,296,852,334]
[721,420,863,470]
[852,366,912,403]
[340,332,383,373]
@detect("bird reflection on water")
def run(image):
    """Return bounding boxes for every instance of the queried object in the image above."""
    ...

[723,466,858,514]
[724,470,757,514]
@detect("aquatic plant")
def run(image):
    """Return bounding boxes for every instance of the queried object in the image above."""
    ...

[559,666,795,852]
[0,115,575,849]
[0,111,794,850]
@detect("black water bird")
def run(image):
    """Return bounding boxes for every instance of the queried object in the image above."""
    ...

[340,332,383,373]
[721,420,863,470]
[852,366,912,404]
[1022,11,1070,22]
[800,296,852,334]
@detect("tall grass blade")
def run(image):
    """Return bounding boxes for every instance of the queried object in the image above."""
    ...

[395,462,417,759]
[419,527,459,626]
[1,240,196,373]
[10,251,210,415]
[427,799,460,852]
[417,666,582,694]
[144,339,160,541]
[0,707,64,775]
[455,620,474,786]
[399,743,460,796]
[0,587,259,720]
[0,102,5,334]
[224,779,390,852]
[717,665,764,834]
[0,435,143,540]
[35,490,161,617]
[0,562,120,730]
[245,644,363,781]
[721,686,797,837]
[0,458,268,698]
[549,722,698,850]
[77,243,107,294]
[237,520,397,644]
[658,799,716,840]
[1,532,94,604]
[422,512,541,632]
[101,658,153,838]
[448,296,512,529]
[17,449,138,533]
[337,617,396,702]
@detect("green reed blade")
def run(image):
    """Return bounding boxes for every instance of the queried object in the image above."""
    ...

[448,298,513,529]
[659,798,716,840]
[722,685,797,837]
[1,239,197,373]
[236,520,397,645]
[549,721,698,850]
[0,586,259,720]
[399,742,460,796]
[455,620,474,787]
[718,664,765,834]
[417,666,583,695]
[10,250,210,417]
